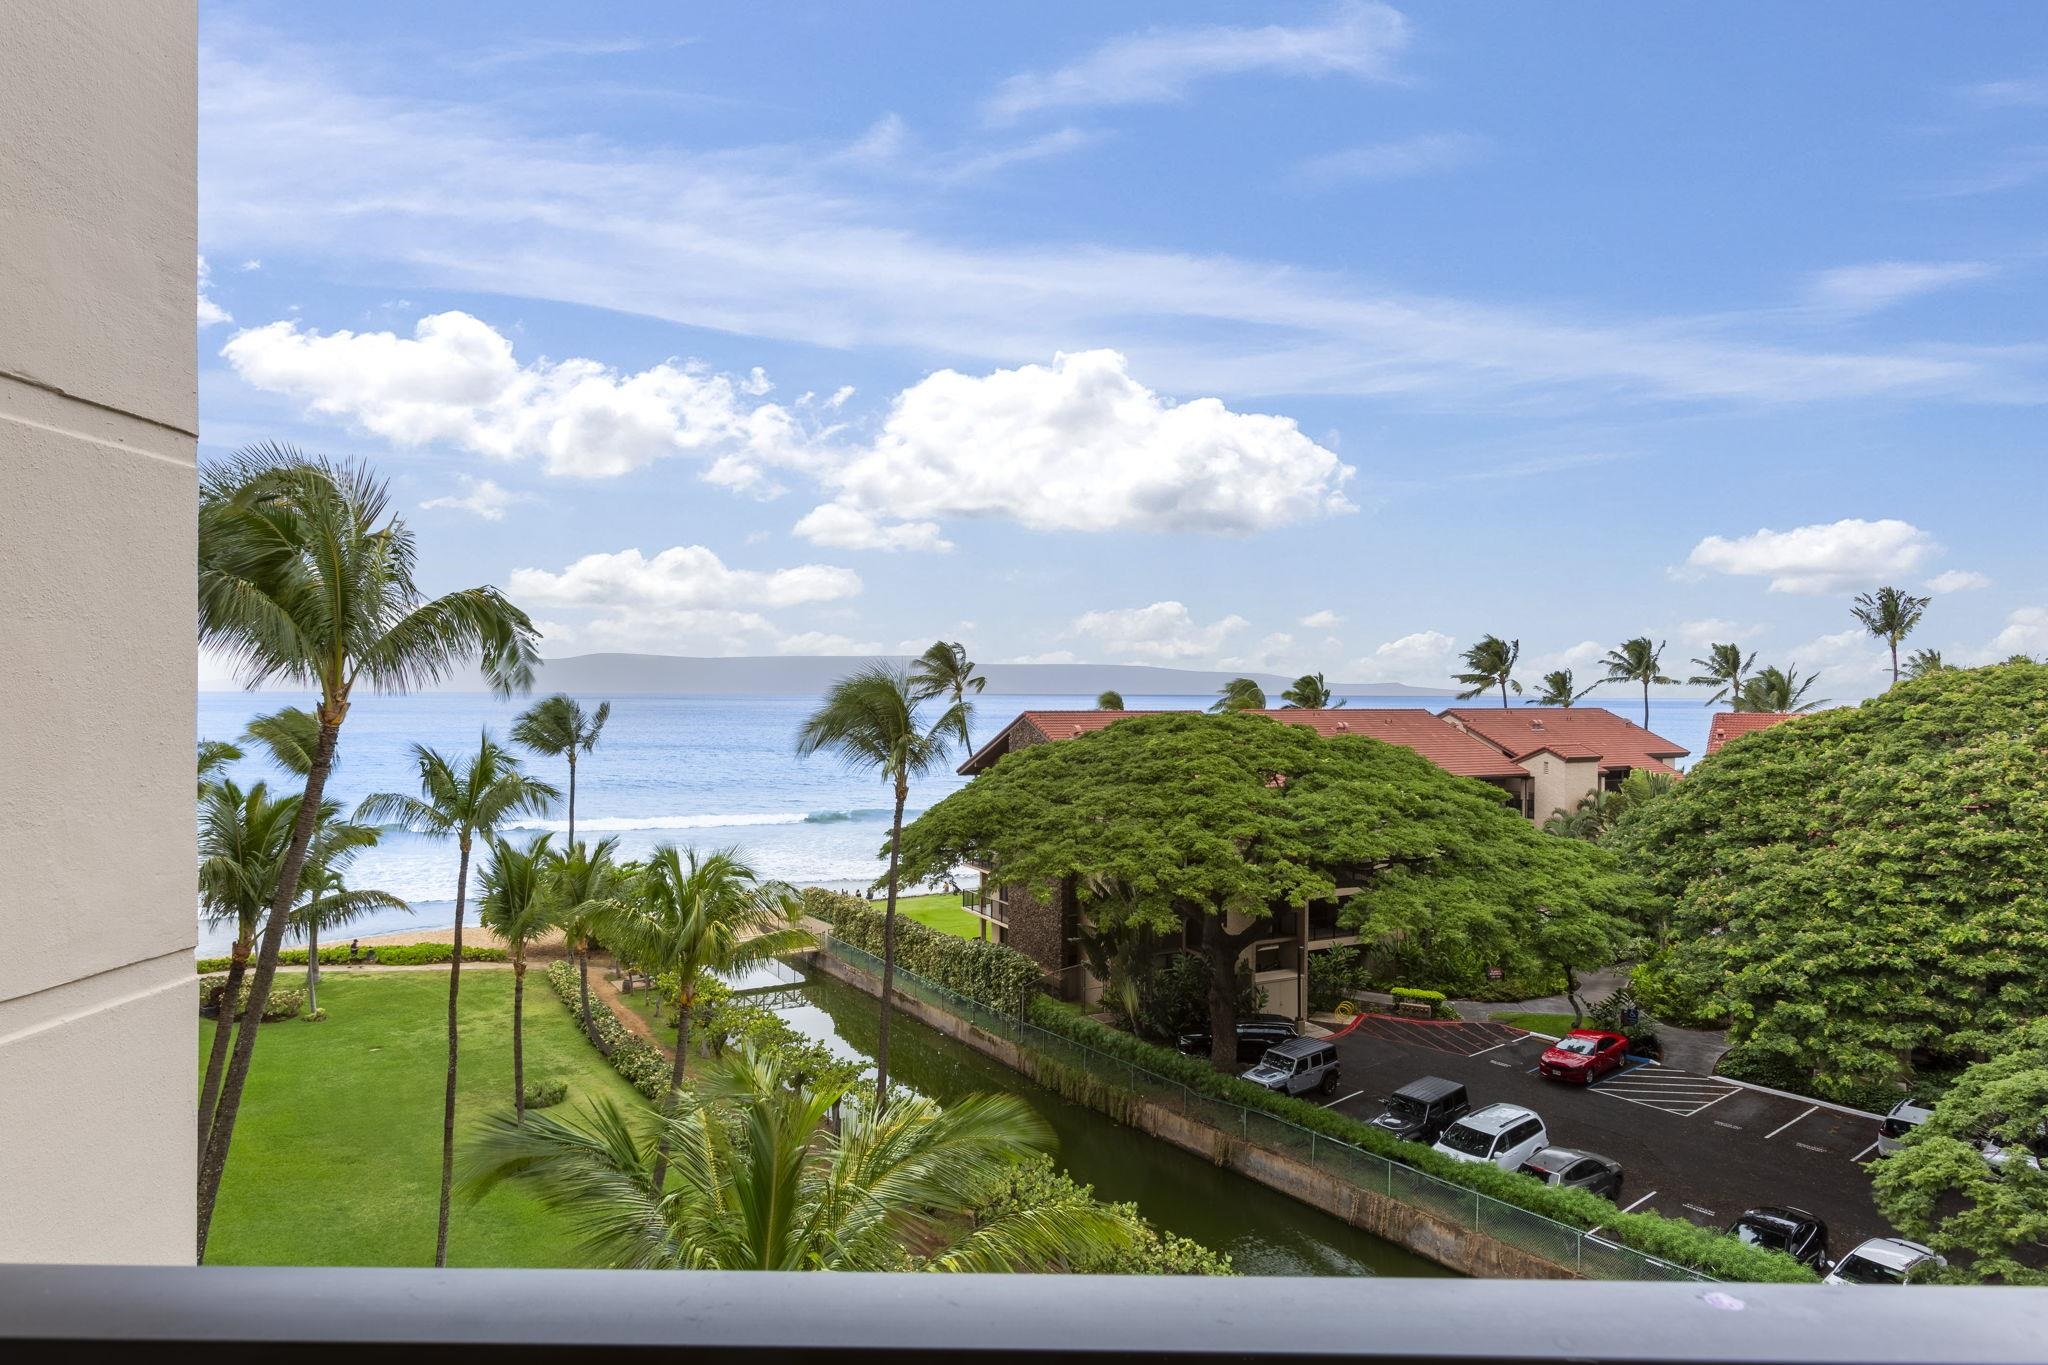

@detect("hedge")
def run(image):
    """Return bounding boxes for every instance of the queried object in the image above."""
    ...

[200,981,305,1022]
[196,943,507,973]
[1022,998,1812,1283]
[821,892,1042,1008]
[522,1078,568,1109]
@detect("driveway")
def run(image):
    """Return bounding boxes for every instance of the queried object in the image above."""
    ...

[1323,1016,1892,1254]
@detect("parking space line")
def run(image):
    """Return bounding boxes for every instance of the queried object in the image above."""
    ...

[1323,1089,1364,1109]
[1621,1190,1658,1213]
[1795,1141,1829,1154]
[1687,1086,1739,1116]
[1468,1037,1518,1057]
[1851,1141,1879,1163]
[1714,1120,1743,1130]
[1681,1202,1717,1218]
[1765,1105,1819,1140]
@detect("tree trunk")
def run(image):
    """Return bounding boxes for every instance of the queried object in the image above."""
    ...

[875,776,908,1110]
[1564,965,1584,1027]
[196,710,343,1262]
[306,913,320,1016]
[1890,641,1900,686]
[512,956,526,1121]
[1204,918,1241,1075]
[650,997,692,1188]
[1499,678,1509,709]
[434,835,472,1269]
[197,943,250,1159]
[1641,680,1650,730]
[566,751,577,848]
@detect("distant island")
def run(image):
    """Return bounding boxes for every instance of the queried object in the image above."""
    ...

[468,653,1444,698]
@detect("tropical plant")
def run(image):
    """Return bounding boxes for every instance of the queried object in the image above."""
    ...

[1455,635,1522,708]
[1601,637,1677,729]
[1279,672,1339,709]
[195,778,298,1151]
[194,446,539,1260]
[1903,647,1949,680]
[1737,665,1826,714]
[1686,642,1756,709]
[196,739,241,796]
[910,639,985,749]
[475,833,563,1119]
[511,693,610,848]
[1095,690,1124,711]
[1852,586,1932,685]
[612,845,811,1181]
[357,734,558,1266]
[795,665,966,1105]
[1529,669,1595,708]
[460,1046,1137,1272]
[241,705,323,777]
[1209,677,1266,713]
[292,822,405,1017]
[1542,791,1613,841]
[552,836,632,1050]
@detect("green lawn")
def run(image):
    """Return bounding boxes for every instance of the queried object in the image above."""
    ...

[899,892,984,939]
[200,967,645,1266]
[1490,1011,1579,1037]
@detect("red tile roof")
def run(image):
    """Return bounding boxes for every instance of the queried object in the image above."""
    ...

[1705,711,1801,755]
[958,709,1527,781]
[1440,706,1689,776]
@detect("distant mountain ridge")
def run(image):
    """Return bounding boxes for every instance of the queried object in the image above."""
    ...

[497,653,1442,698]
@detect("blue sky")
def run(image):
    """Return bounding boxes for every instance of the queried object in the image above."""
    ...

[195,2,2048,696]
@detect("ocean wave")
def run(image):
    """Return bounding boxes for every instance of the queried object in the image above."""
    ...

[495,807,906,833]
[801,807,902,824]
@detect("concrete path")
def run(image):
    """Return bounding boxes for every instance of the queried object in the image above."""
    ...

[1451,966,1731,1075]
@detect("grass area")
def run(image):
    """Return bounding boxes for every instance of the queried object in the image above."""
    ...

[898,892,984,939]
[1490,1011,1579,1037]
[200,967,645,1266]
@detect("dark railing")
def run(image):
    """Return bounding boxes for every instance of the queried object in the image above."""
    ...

[2,1267,2045,1362]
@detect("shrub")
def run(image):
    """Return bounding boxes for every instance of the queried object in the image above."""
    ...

[964,1154,1232,1276]
[827,896,1042,1010]
[200,981,305,1021]
[1131,951,1262,1041]
[1021,996,1811,1283]
[522,1078,568,1109]
[799,886,863,925]
[542,960,669,1099]
[1391,986,1458,1020]
[194,943,506,973]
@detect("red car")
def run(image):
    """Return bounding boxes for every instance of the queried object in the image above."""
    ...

[1538,1029,1630,1084]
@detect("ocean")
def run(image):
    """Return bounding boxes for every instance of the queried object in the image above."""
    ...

[194,691,1719,955]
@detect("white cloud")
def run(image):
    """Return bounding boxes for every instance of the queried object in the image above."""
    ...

[1988,606,2048,658]
[1804,261,1994,317]
[1220,632,1298,672]
[1292,133,1483,187]
[1681,518,1940,595]
[802,350,1353,546]
[509,546,860,612]
[239,258,262,271]
[221,311,823,482]
[1524,638,1608,678]
[1962,75,2048,108]
[1926,569,1991,593]
[420,475,531,521]
[1357,629,1458,686]
[197,256,231,326]
[985,2,1409,123]
[1004,650,1079,665]
[1068,601,1247,663]
[791,503,953,553]
[1782,627,1886,694]
[1299,609,1342,629]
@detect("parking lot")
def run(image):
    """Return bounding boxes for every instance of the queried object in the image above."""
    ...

[1323,1016,1892,1251]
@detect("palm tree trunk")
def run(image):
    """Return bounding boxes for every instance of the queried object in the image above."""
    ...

[876,775,908,1109]
[1890,641,1900,686]
[566,751,577,848]
[306,913,320,1016]
[1641,680,1650,730]
[512,955,526,1121]
[197,944,250,1160]
[435,835,472,1269]
[1499,677,1509,709]
[196,712,342,1262]
[650,997,693,1188]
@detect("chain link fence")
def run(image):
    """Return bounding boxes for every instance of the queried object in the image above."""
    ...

[819,934,1710,1284]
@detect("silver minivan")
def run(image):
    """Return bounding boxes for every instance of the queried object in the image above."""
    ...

[1240,1037,1341,1097]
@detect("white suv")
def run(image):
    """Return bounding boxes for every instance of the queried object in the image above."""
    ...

[1432,1103,1549,1170]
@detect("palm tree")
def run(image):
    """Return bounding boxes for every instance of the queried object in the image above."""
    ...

[1851,586,1932,685]
[511,694,611,848]
[1210,677,1267,713]
[612,845,812,1182]
[196,778,298,1153]
[795,665,966,1106]
[910,640,985,748]
[196,739,241,796]
[357,734,558,1267]
[195,446,539,1259]
[1095,689,1124,710]
[1279,672,1340,708]
[1529,669,1595,708]
[1903,648,1949,680]
[1542,792,1612,841]
[292,821,405,1017]
[461,1046,1136,1271]
[476,833,562,1120]
[1738,665,1826,714]
[1687,642,1756,709]
[551,836,631,1052]
[1601,637,1677,729]
[1455,635,1522,708]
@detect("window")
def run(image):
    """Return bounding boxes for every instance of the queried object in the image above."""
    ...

[1253,942,1283,972]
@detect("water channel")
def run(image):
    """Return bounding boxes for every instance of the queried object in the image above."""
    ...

[752,964,1446,1277]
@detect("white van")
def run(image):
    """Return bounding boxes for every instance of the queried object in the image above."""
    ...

[1432,1103,1549,1170]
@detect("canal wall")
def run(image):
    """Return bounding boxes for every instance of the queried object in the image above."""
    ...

[804,945,1575,1281]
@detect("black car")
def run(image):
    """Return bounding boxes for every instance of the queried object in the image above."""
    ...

[1729,1207,1830,1271]
[1370,1076,1471,1145]
[1177,1014,1298,1064]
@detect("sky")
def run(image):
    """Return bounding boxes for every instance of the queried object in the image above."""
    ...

[195,2,2048,697]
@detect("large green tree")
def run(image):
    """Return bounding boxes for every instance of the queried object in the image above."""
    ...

[357,734,558,1266]
[194,448,538,1259]
[1095,690,1124,711]
[1611,663,2048,1102]
[897,712,1639,1071]
[1455,635,1522,708]
[1872,1019,2048,1284]
[511,693,610,847]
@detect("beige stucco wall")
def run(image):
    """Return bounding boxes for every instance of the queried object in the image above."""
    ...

[0,1,198,1264]
[1523,754,1601,825]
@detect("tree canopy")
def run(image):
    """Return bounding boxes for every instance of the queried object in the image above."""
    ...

[1612,662,2048,1102]
[897,712,1641,1065]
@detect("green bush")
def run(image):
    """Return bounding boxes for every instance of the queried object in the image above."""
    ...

[542,960,670,1099]
[200,980,305,1021]
[522,1078,568,1109]
[799,886,862,925]
[1021,996,1811,1283]
[195,943,507,973]
[965,1154,1233,1276]
[828,896,1042,1009]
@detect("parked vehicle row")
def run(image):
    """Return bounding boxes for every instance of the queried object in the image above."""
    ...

[1877,1096,2045,1173]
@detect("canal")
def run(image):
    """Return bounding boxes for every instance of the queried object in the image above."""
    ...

[759,965,1446,1277]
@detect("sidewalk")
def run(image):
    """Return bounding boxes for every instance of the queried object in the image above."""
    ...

[1450,967,1730,1075]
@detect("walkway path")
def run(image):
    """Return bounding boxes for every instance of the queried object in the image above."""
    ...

[1450,966,1731,1075]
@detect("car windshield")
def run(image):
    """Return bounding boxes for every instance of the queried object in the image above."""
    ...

[1833,1254,1905,1285]
[1387,1096,1423,1118]
[1556,1037,1597,1056]
[1439,1123,1494,1156]
[1734,1221,1790,1251]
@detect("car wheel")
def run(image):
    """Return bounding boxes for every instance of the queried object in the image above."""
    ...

[1320,1070,1337,1095]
